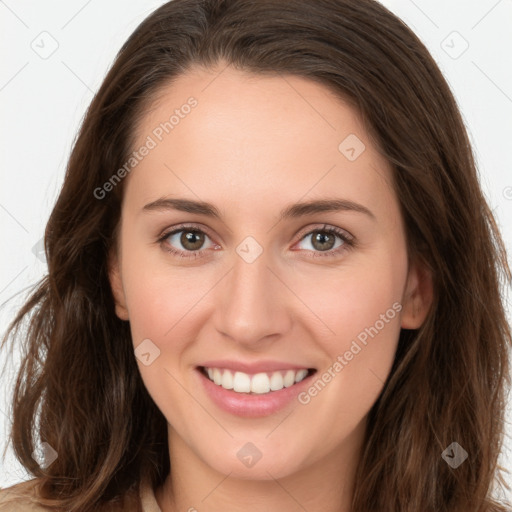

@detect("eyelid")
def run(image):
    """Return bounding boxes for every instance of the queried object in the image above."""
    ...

[157,222,217,243]
[293,223,354,244]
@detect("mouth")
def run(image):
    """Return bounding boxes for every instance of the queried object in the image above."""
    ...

[198,366,317,395]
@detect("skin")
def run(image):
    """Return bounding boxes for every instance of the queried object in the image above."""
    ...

[109,62,432,512]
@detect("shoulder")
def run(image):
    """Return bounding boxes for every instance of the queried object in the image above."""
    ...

[0,478,162,512]
[0,479,48,511]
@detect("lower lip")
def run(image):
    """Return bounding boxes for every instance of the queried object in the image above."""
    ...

[196,367,315,418]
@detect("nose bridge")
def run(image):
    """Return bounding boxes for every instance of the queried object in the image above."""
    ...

[213,241,291,345]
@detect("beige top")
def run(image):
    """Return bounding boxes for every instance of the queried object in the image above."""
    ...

[0,478,162,511]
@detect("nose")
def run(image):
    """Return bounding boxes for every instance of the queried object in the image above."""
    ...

[212,247,292,348]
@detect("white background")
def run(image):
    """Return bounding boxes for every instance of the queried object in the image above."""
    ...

[1,0,511,502]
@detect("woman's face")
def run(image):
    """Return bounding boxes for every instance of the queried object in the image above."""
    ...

[109,64,431,481]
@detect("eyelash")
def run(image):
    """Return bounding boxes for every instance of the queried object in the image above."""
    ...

[156,223,355,260]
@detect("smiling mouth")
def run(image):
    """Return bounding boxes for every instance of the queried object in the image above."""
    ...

[199,366,317,395]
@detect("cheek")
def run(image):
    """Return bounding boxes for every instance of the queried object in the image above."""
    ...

[118,227,207,341]
[122,229,407,357]
[292,249,406,420]
[122,264,204,349]
[120,254,207,424]
[295,251,406,353]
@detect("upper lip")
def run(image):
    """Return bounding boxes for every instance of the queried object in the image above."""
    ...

[199,360,315,374]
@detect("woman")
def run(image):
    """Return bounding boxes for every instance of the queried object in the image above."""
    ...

[1,0,511,510]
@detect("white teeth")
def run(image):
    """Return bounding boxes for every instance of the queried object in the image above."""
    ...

[203,367,311,394]
[269,372,284,391]
[221,369,234,389]
[295,369,308,383]
[233,371,251,392]
[283,370,296,387]
[251,373,270,394]
[213,368,222,386]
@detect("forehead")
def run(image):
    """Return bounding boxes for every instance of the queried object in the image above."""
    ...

[126,64,395,218]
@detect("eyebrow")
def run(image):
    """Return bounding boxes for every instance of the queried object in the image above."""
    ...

[142,197,376,221]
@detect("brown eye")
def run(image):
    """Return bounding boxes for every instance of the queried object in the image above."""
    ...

[158,225,220,259]
[294,225,355,258]
[178,230,206,251]
[310,231,337,251]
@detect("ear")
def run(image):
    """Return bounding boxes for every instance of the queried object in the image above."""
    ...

[108,248,130,321]
[400,257,433,329]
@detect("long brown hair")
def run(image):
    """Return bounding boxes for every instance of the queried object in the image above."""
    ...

[1,0,511,510]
